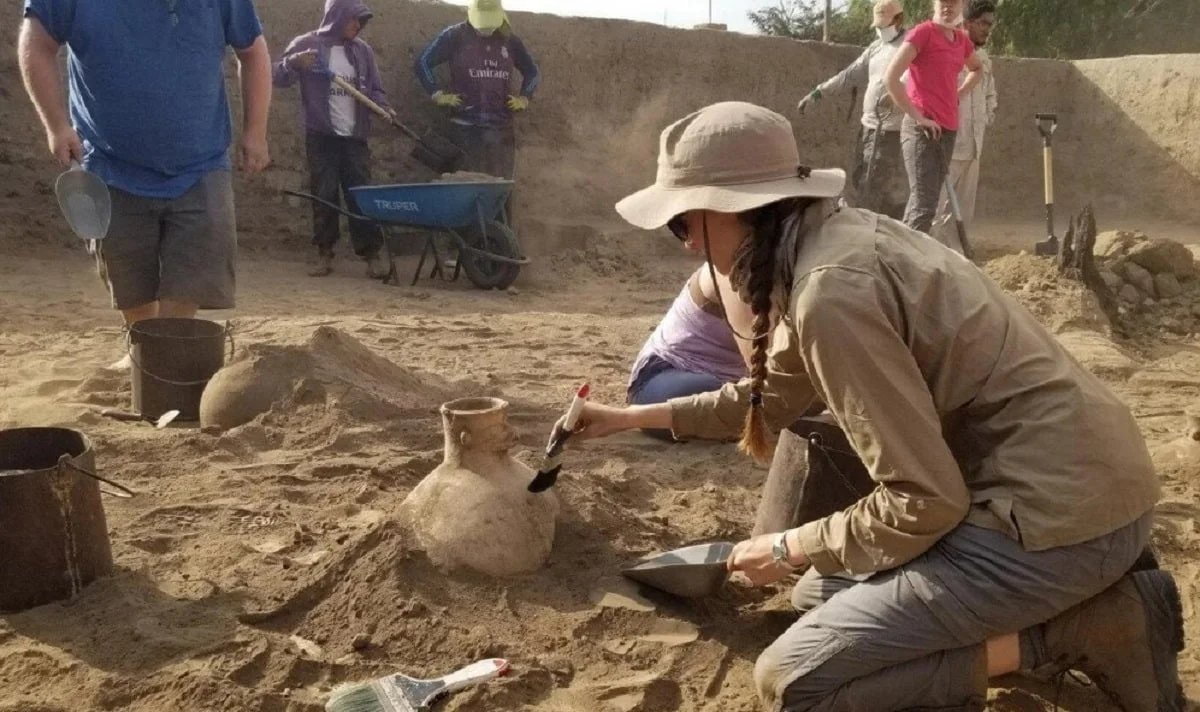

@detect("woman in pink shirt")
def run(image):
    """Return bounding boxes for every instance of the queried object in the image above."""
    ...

[885,0,984,234]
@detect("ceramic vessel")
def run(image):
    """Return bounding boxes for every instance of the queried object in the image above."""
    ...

[403,397,559,576]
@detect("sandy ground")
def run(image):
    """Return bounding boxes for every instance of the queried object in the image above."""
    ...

[0,219,1198,711]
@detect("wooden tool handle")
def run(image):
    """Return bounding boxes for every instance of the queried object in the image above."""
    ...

[330,75,425,145]
[330,75,390,120]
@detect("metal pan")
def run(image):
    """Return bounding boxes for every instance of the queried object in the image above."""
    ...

[621,541,734,598]
[55,161,111,242]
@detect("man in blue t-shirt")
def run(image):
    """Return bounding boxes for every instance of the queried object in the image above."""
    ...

[19,0,272,325]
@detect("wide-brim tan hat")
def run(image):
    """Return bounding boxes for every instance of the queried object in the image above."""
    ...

[615,101,846,231]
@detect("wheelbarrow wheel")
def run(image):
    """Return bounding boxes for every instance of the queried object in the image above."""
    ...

[461,220,522,290]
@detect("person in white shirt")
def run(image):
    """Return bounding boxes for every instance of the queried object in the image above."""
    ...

[274,0,394,278]
[932,0,998,252]
[797,0,910,219]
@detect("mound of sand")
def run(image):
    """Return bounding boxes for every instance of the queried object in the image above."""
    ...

[984,253,1114,335]
[200,326,459,431]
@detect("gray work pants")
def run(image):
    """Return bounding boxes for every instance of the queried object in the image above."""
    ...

[755,510,1153,711]
[900,116,957,234]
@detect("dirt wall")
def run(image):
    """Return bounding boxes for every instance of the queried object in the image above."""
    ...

[1,0,1198,260]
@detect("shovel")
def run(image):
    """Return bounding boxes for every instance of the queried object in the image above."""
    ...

[1034,113,1060,257]
[943,175,975,260]
[326,72,464,174]
[55,161,111,243]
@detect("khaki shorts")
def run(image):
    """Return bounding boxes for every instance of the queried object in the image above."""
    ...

[95,171,236,311]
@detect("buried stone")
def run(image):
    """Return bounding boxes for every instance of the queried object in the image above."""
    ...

[401,397,559,577]
[1154,272,1183,300]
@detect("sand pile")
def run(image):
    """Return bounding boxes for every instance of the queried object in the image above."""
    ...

[200,326,462,431]
[434,171,508,183]
[984,253,1114,335]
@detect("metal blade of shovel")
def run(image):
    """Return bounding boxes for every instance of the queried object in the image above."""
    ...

[55,161,112,242]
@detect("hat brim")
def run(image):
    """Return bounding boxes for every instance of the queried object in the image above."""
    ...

[468,8,507,29]
[614,169,846,231]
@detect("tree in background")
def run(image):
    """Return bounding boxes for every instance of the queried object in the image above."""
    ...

[749,0,1200,58]
[747,0,928,45]
[988,0,1200,58]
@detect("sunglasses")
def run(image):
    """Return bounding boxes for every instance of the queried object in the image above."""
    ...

[667,214,688,242]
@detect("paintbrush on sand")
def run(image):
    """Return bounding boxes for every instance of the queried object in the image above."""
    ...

[527,383,589,493]
[325,658,509,712]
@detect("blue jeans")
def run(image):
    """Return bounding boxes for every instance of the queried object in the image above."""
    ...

[628,362,724,441]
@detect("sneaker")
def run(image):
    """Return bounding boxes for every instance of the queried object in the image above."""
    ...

[1038,570,1186,711]
[366,253,390,280]
[308,254,334,277]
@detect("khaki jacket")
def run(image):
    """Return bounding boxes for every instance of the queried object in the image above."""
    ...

[815,32,908,133]
[670,203,1159,576]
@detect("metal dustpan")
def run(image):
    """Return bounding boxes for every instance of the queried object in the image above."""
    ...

[55,161,112,241]
[621,541,734,598]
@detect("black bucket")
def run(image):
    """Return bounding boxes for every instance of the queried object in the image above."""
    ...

[0,427,133,612]
[128,318,232,422]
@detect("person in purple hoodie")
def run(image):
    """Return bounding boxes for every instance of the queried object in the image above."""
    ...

[274,0,392,278]
[415,0,540,191]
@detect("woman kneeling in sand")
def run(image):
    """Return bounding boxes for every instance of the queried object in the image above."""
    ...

[625,263,753,441]
[567,101,1184,711]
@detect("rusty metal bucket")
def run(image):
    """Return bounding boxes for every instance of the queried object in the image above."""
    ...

[0,427,133,611]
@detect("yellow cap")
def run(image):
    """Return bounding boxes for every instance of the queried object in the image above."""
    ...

[872,0,903,28]
[468,0,508,31]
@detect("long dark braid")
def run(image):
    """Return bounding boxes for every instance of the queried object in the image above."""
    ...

[727,194,814,463]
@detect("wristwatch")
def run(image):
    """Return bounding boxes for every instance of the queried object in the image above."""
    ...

[772,531,798,570]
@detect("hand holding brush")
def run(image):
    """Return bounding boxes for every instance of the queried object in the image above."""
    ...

[527,384,589,493]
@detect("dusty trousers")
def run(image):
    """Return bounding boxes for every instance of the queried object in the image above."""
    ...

[755,511,1153,711]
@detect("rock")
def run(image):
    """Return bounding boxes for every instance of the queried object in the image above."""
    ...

[1098,269,1124,292]
[1160,316,1183,333]
[351,633,372,651]
[1118,283,1143,304]
[1128,238,1196,278]
[1120,262,1156,296]
[1095,230,1143,260]
[1155,273,1183,299]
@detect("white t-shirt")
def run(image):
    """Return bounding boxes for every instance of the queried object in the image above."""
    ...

[328,46,358,137]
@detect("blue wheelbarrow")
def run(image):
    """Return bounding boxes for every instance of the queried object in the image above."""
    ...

[285,180,528,290]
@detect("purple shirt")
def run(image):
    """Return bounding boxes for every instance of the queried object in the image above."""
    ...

[272,0,389,140]
[416,23,540,129]
[629,279,747,391]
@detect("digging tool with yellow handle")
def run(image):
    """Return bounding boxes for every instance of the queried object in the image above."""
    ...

[1034,113,1059,257]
